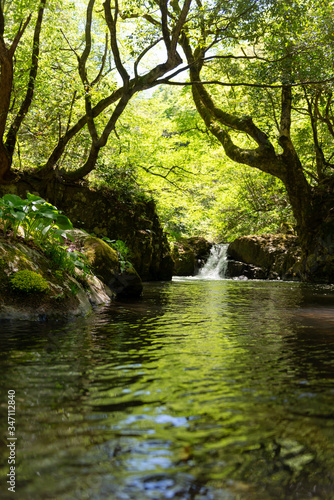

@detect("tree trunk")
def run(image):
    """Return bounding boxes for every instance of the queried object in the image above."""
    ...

[0,143,11,182]
[0,53,13,182]
[0,6,31,183]
[181,34,334,282]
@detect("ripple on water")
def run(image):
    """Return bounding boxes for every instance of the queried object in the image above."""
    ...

[1,280,334,499]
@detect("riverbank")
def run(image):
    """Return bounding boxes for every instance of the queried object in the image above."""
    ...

[0,234,111,320]
[0,190,149,320]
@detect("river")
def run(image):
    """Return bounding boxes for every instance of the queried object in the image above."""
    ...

[1,276,334,499]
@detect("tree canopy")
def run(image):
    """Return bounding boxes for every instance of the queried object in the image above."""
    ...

[1,0,334,277]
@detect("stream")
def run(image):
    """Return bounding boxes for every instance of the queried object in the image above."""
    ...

[1,268,334,499]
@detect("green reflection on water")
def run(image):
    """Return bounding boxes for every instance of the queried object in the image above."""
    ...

[1,280,334,499]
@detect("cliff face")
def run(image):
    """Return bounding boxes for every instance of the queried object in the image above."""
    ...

[0,177,174,281]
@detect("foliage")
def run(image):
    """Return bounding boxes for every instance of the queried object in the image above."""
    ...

[43,243,91,277]
[2,0,194,182]
[101,237,132,272]
[0,193,90,276]
[2,0,334,256]
[0,193,73,241]
[9,270,49,294]
[97,87,295,241]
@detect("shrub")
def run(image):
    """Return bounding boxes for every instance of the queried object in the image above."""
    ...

[9,270,49,294]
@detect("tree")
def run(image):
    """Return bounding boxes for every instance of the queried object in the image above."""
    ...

[94,86,293,241]
[169,0,334,280]
[2,0,334,280]
[0,0,46,182]
[0,0,192,183]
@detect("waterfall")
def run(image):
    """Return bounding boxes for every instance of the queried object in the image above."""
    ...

[197,244,229,280]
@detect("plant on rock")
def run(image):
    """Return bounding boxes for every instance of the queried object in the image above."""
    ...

[0,193,91,277]
[101,237,132,272]
[9,270,49,294]
[0,193,73,243]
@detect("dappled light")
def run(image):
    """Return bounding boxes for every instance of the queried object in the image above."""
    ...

[1,1,334,498]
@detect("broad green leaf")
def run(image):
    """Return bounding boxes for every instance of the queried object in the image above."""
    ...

[11,211,27,222]
[42,225,52,236]
[3,194,26,208]
[55,215,73,230]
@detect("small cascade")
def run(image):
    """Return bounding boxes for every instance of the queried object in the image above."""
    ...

[197,244,229,279]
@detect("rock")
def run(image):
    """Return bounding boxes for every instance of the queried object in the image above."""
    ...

[187,237,213,261]
[226,260,267,280]
[227,234,301,280]
[172,245,196,275]
[67,230,143,298]
[83,236,119,280]
[109,265,144,298]
[0,179,174,281]
[0,236,110,321]
[172,237,213,276]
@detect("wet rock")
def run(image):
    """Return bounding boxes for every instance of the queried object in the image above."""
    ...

[227,260,267,280]
[172,237,213,276]
[227,234,301,280]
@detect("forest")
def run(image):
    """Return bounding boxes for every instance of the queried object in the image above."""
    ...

[2,3,334,499]
[1,0,334,279]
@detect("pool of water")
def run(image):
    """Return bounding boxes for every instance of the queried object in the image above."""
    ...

[1,279,334,499]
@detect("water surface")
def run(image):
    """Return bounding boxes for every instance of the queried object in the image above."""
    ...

[1,279,334,499]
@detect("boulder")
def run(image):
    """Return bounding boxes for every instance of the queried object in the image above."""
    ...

[227,234,301,280]
[172,244,196,276]
[0,236,110,321]
[226,260,267,280]
[172,237,213,276]
[67,230,143,298]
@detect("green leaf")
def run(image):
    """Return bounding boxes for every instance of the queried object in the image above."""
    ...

[11,211,26,222]
[55,214,73,230]
[42,224,52,236]
[26,193,44,202]
[2,194,26,208]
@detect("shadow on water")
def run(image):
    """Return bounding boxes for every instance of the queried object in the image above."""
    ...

[0,279,334,499]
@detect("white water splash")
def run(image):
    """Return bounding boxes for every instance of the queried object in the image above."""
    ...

[197,244,229,280]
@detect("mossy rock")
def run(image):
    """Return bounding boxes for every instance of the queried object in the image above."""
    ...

[0,235,110,320]
[84,236,119,282]
[9,270,49,294]
[82,235,143,298]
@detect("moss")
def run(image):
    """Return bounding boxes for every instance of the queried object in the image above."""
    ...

[9,270,49,294]
[53,270,64,281]
[84,237,119,273]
